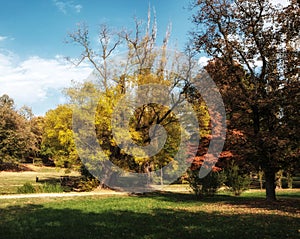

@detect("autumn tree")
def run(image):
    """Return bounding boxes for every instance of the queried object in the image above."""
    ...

[28,116,45,163]
[66,10,208,189]
[0,94,22,164]
[0,94,39,166]
[41,105,80,169]
[17,106,45,163]
[191,0,300,200]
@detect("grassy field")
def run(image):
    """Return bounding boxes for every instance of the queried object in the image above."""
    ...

[0,165,299,238]
[0,165,80,194]
[0,190,299,239]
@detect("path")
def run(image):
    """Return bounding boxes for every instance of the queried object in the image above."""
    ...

[0,185,190,199]
[0,190,128,199]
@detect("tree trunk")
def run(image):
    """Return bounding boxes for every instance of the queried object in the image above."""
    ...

[264,170,276,201]
[160,167,163,186]
[287,172,293,189]
[276,170,283,189]
[258,170,264,191]
[252,105,260,134]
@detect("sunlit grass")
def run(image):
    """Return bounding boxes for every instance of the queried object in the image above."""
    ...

[0,190,299,239]
[0,165,80,194]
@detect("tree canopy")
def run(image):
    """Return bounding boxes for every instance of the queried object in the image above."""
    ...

[65,10,215,190]
[41,104,80,169]
[191,0,300,200]
[0,94,40,166]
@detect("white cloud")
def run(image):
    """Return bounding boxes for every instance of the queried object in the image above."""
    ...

[74,4,82,13]
[0,51,92,115]
[53,0,67,14]
[198,56,211,68]
[53,0,82,14]
[0,36,15,42]
[0,36,8,41]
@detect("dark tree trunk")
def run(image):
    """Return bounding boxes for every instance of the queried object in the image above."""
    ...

[252,105,260,134]
[264,170,276,201]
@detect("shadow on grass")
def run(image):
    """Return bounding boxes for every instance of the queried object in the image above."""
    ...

[37,176,81,184]
[275,193,300,199]
[142,191,300,214]
[0,199,299,239]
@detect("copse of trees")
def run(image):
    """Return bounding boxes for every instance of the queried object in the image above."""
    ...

[0,96,85,174]
[0,94,42,167]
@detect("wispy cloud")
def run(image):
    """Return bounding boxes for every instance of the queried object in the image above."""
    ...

[53,0,82,14]
[0,51,92,115]
[74,4,82,13]
[0,36,8,41]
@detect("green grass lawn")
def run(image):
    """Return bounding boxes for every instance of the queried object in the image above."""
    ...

[0,190,299,239]
[0,165,80,194]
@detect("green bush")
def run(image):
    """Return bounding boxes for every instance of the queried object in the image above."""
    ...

[187,169,226,198]
[225,162,251,196]
[38,183,64,193]
[17,182,36,194]
[17,182,64,194]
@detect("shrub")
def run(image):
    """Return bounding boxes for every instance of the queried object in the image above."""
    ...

[187,168,226,198]
[77,178,100,192]
[225,162,251,196]
[38,183,64,193]
[33,158,43,166]
[17,182,65,194]
[17,182,36,194]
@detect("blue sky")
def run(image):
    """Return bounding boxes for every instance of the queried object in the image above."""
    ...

[0,0,194,115]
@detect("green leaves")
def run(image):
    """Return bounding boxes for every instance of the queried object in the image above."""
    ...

[225,161,251,196]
